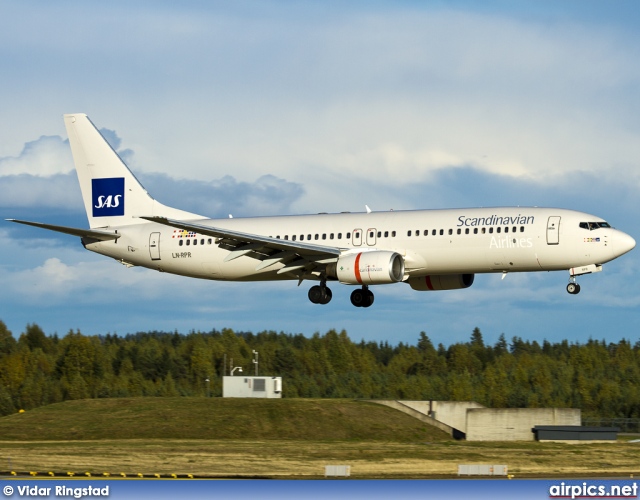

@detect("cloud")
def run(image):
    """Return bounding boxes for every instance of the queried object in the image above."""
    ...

[0,135,72,176]
[138,173,304,218]
[0,173,81,210]
[0,132,304,220]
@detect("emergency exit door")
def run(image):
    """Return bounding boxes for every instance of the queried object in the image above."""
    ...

[149,232,161,260]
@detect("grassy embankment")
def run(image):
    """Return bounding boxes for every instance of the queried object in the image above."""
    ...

[0,398,637,478]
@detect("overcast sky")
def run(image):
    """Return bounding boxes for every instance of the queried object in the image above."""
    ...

[1,0,639,347]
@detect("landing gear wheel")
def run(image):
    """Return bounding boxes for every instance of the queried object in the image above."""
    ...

[350,287,374,308]
[350,289,364,307]
[566,283,581,295]
[308,285,332,304]
[320,287,332,304]
[363,288,374,308]
[309,285,322,304]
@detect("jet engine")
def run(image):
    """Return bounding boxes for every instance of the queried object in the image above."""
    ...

[407,274,475,291]
[326,251,405,285]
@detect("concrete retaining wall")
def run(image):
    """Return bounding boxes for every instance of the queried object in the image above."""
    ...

[372,400,457,437]
[466,408,581,441]
[401,401,485,434]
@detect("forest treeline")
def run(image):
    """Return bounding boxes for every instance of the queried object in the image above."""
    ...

[0,320,638,418]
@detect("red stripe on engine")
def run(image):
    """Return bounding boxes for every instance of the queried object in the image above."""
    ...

[354,253,363,284]
[425,275,434,290]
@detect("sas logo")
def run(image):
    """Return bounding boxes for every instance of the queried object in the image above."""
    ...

[92,177,125,217]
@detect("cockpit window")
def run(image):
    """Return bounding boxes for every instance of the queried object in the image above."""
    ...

[579,221,611,230]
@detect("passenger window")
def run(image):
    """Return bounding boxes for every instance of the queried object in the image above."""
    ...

[481,228,486,234]
[300,235,304,241]
[520,226,524,232]
[315,234,319,240]
[384,231,388,237]
[392,231,396,237]
[193,239,197,246]
[322,234,326,240]
[474,228,478,234]
[448,229,453,235]
[377,231,381,237]
[308,234,312,240]
[432,229,436,236]
[292,235,296,241]
[330,233,334,239]
[407,230,412,237]
[512,227,516,233]
[338,233,342,239]
[504,227,509,233]
[186,239,190,246]
[424,230,428,236]
[439,229,444,235]
[489,227,494,234]
[201,239,205,245]
[457,228,461,235]
[345,233,350,239]
[179,240,183,246]
[465,228,469,234]
[496,227,501,234]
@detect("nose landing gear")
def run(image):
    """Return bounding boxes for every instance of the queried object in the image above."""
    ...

[566,277,581,295]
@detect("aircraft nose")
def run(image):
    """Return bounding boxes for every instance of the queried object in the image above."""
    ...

[614,231,636,257]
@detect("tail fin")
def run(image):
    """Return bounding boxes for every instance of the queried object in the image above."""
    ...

[64,113,202,228]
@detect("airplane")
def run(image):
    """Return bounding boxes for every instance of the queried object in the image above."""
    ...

[7,114,636,308]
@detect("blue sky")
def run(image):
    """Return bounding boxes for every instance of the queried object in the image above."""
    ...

[1,1,639,347]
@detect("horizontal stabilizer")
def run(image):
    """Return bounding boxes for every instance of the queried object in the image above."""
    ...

[6,219,120,241]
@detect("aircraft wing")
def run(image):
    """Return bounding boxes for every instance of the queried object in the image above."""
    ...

[6,219,121,241]
[141,216,343,275]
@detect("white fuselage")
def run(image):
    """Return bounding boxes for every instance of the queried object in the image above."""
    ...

[84,206,634,284]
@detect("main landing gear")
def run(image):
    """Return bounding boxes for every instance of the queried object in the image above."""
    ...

[308,284,332,304]
[566,276,581,295]
[307,283,375,307]
[350,285,374,308]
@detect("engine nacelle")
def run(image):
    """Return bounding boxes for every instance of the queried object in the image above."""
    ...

[326,251,405,285]
[407,274,475,291]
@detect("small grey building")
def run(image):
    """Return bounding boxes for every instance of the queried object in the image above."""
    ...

[532,426,620,441]
[222,376,282,398]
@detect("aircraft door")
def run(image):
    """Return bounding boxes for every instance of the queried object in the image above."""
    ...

[149,232,161,260]
[352,228,363,246]
[547,216,561,245]
[366,228,377,246]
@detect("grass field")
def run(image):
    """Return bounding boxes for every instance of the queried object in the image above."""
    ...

[0,398,638,478]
